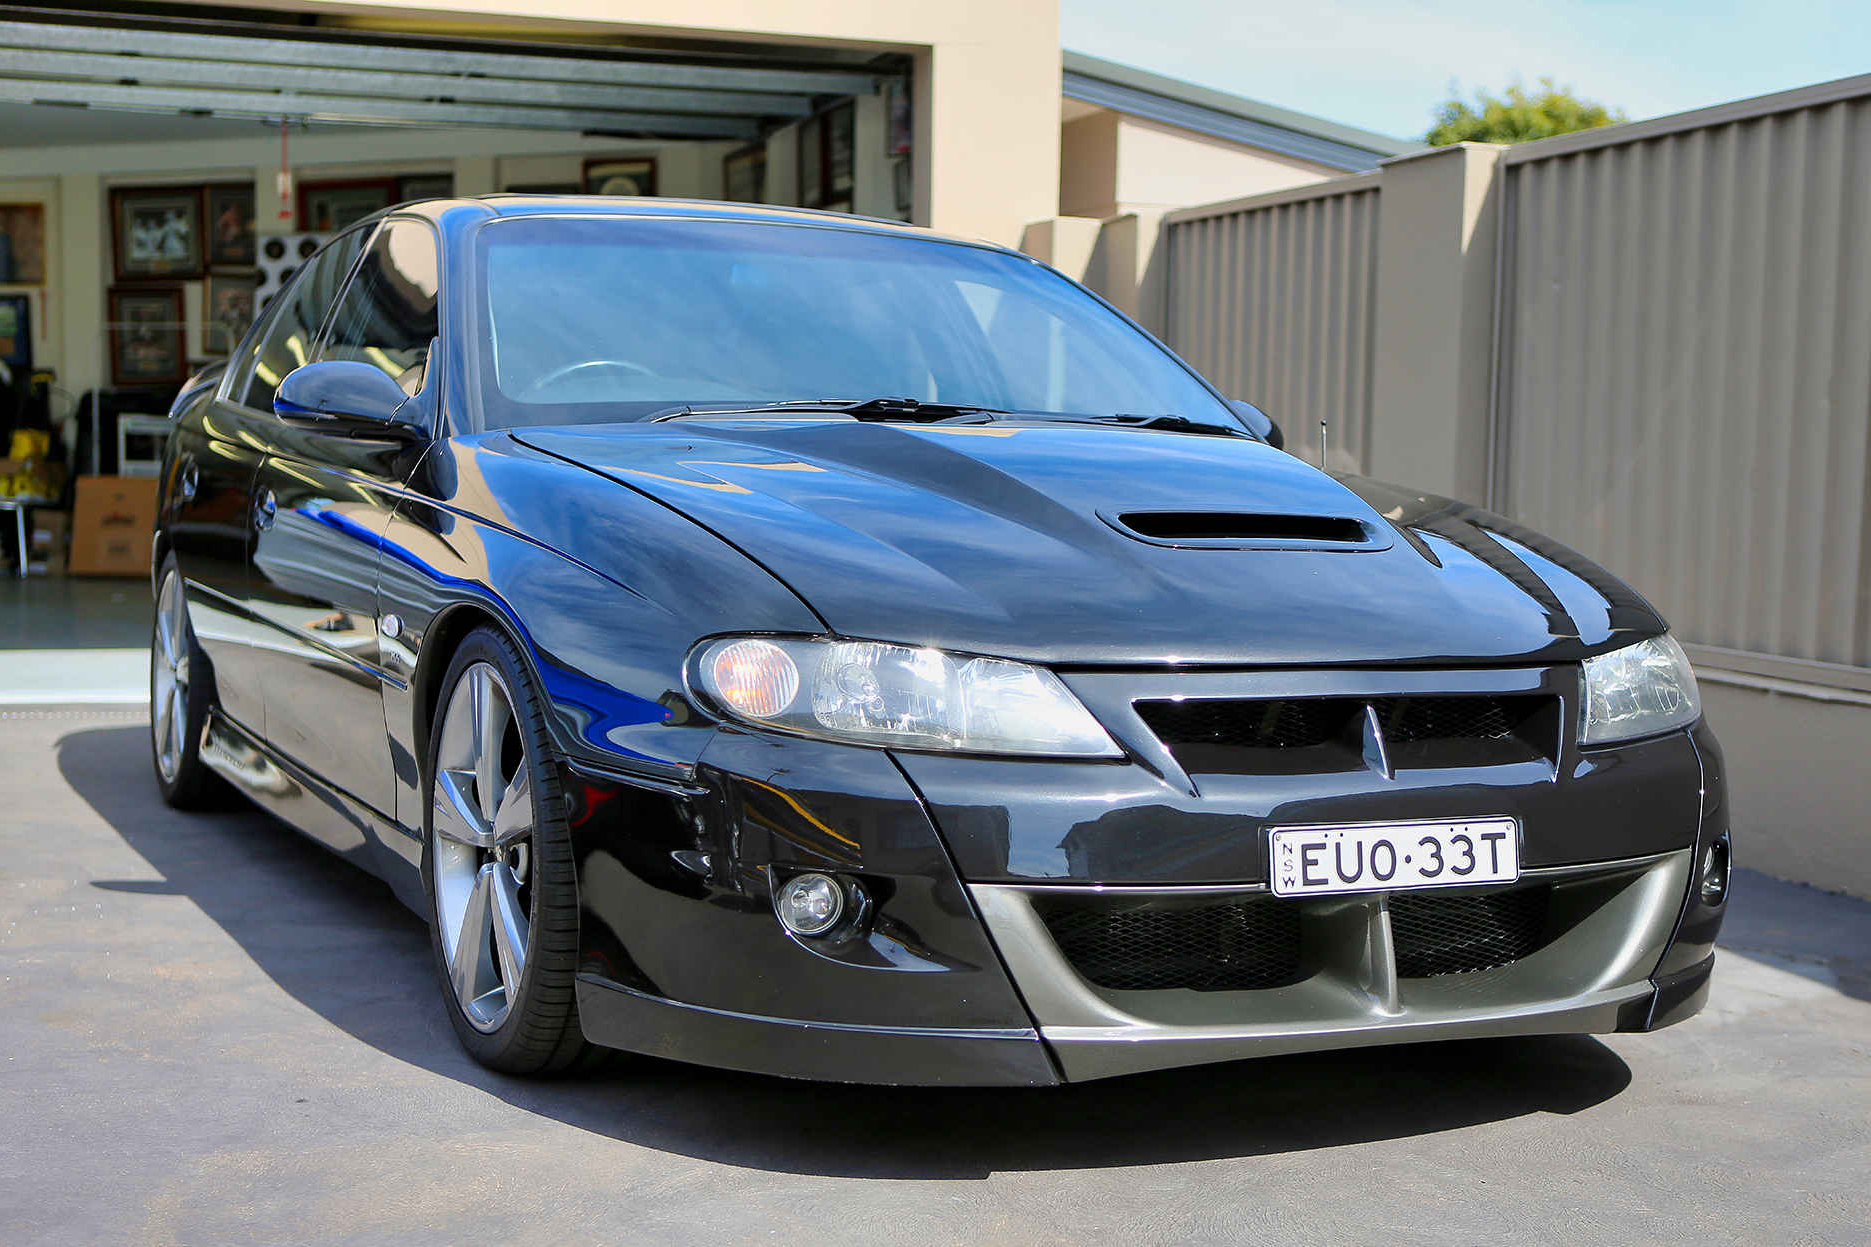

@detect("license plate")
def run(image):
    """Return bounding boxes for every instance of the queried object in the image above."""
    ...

[1268,817,1519,897]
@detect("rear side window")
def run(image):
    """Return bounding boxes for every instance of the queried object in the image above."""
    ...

[237,227,369,411]
[321,219,441,397]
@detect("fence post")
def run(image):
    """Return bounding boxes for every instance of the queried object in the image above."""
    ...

[1366,141,1504,503]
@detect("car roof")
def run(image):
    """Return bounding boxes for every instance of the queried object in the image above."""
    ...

[376,195,1010,254]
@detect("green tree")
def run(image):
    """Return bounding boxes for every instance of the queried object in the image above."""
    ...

[1426,78,1625,145]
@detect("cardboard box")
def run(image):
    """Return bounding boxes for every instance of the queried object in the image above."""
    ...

[68,476,157,578]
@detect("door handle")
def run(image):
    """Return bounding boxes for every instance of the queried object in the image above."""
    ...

[254,488,276,532]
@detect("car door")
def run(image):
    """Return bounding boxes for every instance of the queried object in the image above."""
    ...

[247,218,441,818]
[166,226,370,735]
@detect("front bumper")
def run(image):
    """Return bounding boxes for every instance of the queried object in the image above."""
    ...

[566,689,1729,1085]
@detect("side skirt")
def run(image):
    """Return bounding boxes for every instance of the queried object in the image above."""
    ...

[200,710,426,913]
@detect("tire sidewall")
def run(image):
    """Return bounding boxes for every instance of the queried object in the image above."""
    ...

[150,555,215,807]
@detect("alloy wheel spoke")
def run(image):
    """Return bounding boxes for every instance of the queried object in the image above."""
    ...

[451,865,495,1006]
[491,767,533,845]
[488,861,529,993]
[169,688,187,752]
[154,685,176,762]
[469,667,509,824]
[433,768,491,846]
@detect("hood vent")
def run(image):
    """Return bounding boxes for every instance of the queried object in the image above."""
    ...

[1105,510,1386,551]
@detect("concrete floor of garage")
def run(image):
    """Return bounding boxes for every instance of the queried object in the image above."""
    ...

[0,576,149,702]
[3,706,1867,1246]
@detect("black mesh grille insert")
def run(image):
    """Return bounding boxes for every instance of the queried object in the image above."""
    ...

[1136,697,1362,751]
[1135,694,1556,774]
[1370,696,1530,743]
[1390,886,1550,977]
[1037,896,1305,992]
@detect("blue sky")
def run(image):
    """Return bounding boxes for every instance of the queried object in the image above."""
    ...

[1061,0,1871,140]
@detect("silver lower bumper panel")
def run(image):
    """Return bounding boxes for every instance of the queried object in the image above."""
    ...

[970,851,1691,1082]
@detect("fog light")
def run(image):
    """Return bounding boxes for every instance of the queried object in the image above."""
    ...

[1700,838,1730,906]
[776,872,845,937]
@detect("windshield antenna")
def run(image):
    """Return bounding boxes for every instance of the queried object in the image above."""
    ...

[1318,419,1328,470]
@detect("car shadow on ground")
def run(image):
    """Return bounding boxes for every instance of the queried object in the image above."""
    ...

[63,724,1633,1179]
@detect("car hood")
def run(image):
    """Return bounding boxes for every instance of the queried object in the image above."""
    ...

[514,421,1664,666]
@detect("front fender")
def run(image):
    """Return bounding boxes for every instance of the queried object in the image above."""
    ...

[376,434,821,842]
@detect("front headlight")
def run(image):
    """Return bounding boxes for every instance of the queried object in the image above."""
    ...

[689,635,1121,757]
[1580,634,1701,745]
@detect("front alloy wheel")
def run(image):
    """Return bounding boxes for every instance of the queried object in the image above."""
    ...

[432,661,536,1031]
[422,627,596,1074]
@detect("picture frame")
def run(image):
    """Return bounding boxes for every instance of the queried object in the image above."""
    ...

[398,173,455,202]
[110,186,204,281]
[798,103,855,209]
[203,272,258,357]
[0,291,32,370]
[723,145,767,204]
[826,102,855,198]
[297,178,398,232]
[108,286,188,386]
[0,203,46,284]
[204,182,256,267]
[582,157,658,197]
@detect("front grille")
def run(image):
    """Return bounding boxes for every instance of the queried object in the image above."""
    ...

[1390,886,1550,977]
[1037,895,1304,992]
[1135,694,1557,774]
[1369,696,1527,743]
[1137,697,1362,751]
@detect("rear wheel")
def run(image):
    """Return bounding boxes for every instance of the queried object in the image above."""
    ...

[422,627,598,1075]
[150,557,225,809]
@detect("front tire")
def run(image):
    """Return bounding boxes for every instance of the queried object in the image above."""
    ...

[150,556,225,809]
[422,626,597,1075]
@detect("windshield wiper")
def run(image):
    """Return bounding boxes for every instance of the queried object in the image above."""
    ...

[650,397,1004,424]
[1015,412,1251,438]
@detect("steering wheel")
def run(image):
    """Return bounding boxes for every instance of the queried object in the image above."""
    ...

[517,358,653,401]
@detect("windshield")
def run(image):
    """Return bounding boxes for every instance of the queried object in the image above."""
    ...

[470,216,1238,431]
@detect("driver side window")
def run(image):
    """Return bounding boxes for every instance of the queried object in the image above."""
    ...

[236,227,369,412]
[320,219,441,398]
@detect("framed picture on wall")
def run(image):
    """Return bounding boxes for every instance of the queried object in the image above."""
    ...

[826,102,855,198]
[398,173,455,202]
[108,286,188,386]
[0,203,46,284]
[0,292,32,370]
[203,272,257,356]
[110,186,204,281]
[298,178,397,232]
[204,183,256,267]
[582,157,658,197]
[723,145,766,203]
[798,103,855,210]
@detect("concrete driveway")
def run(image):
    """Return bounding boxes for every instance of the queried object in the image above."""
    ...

[4,706,1867,1245]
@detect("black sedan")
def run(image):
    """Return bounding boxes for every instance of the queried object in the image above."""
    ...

[151,197,1729,1083]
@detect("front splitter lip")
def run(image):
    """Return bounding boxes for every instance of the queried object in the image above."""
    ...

[1040,986,1649,1082]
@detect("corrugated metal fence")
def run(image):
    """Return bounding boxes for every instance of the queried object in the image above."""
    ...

[1162,174,1381,471]
[1490,89,1871,672]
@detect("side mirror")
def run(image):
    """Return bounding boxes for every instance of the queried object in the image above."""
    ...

[274,360,422,436]
[1228,400,1283,450]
